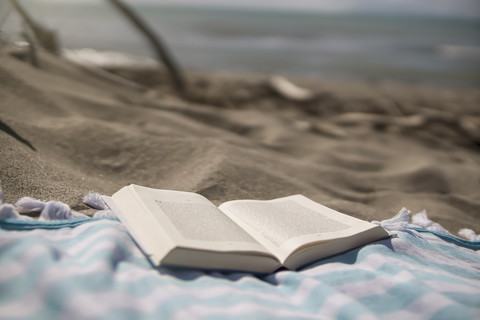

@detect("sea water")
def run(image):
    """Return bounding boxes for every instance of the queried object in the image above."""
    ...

[2,2,480,86]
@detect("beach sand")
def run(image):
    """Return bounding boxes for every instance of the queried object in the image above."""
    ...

[1,46,479,234]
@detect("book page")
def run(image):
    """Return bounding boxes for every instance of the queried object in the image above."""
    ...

[128,185,270,254]
[219,195,381,262]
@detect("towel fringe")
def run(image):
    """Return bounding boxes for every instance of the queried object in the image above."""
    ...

[0,186,114,221]
[16,197,46,215]
[458,229,480,241]
[93,210,117,218]
[83,192,109,210]
[411,210,452,235]
[39,201,88,220]
[84,192,116,218]
[0,179,477,239]
[15,197,88,220]
[372,207,411,232]
[0,203,32,220]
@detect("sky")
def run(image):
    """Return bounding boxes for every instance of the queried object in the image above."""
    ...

[24,0,480,17]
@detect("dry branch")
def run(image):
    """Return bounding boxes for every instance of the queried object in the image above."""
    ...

[106,0,186,92]
[330,112,480,144]
[20,28,39,68]
[10,0,59,54]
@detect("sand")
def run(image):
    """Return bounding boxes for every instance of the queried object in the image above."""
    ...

[1,45,479,234]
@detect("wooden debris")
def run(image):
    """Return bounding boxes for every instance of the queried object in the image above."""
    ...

[106,0,186,92]
[310,121,348,138]
[330,112,480,144]
[10,0,60,55]
[76,61,146,92]
[20,29,39,68]
[268,76,314,102]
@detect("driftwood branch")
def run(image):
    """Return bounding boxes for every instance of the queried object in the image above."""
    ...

[9,0,59,54]
[0,2,12,29]
[330,112,480,144]
[20,27,39,68]
[76,62,146,92]
[106,0,186,92]
[268,76,314,102]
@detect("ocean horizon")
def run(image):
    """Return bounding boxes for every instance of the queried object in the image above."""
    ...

[2,2,480,86]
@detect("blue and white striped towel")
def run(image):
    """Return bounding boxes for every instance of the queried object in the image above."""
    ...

[0,195,479,319]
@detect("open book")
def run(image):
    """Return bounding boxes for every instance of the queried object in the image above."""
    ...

[103,184,389,273]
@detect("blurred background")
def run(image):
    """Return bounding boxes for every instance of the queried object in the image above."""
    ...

[1,0,480,86]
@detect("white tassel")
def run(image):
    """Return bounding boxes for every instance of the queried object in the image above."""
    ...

[372,208,411,232]
[0,203,33,220]
[38,201,88,221]
[411,210,432,228]
[411,210,451,235]
[1,187,108,221]
[85,192,116,218]
[0,204,21,219]
[16,197,88,221]
[458,229,480,241]
[16,197,46,215]
[83,192,108,210]
[93,210,116,218]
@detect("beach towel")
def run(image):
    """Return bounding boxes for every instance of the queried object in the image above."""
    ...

[0,192,479,320]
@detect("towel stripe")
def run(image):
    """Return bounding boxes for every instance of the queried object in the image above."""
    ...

[1,217,479,320]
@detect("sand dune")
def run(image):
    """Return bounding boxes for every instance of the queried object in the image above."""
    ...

[1,46,479,234]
